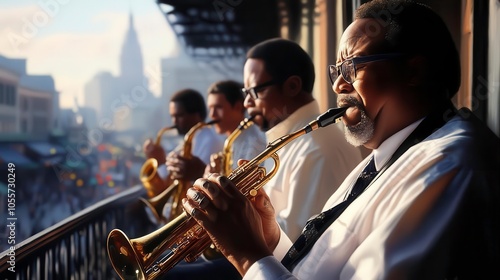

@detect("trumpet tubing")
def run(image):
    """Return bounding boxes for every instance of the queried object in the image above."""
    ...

[138,181,179,225]
[108,156,277,280]
[107,107,348,280]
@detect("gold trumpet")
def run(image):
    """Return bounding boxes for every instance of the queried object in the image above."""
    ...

[140,126,177,198]
[139,120,218,224]
[107,107,348,280]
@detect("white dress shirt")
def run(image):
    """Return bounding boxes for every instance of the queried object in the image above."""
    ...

[157,126,224,179]
[190,126,225,165]
[244,109,499,279]
[230,123,267,170]
[263,100,362,241]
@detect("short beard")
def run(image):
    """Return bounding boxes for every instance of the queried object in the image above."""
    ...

[341,101,375,147]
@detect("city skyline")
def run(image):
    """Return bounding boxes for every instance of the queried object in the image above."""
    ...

[0,0,176,109]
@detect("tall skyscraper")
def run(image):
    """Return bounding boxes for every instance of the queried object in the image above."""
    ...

[83,13,159,141]
[119,14,144,84]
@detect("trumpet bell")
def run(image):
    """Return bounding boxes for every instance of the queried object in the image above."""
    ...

[107,229,146,280]
[107,108,348,280]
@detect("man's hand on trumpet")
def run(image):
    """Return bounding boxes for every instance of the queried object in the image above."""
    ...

[182,169,281,276]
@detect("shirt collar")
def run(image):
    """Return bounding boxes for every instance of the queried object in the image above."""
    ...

[265,100,320,142]
[372,118,423,171]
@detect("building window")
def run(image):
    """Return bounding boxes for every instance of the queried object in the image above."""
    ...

[6,85,16,106]
[21,118,28,133]
[0,83,7,104]
[0,83,4,104]
[1,84,17,106]
[22,97,29,111]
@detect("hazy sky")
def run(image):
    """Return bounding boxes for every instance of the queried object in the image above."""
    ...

[0,0,177,108]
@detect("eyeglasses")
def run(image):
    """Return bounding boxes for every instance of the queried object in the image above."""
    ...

[328,53,404,85]
[241,80,277,100]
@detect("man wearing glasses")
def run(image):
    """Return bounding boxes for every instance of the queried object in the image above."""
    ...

[164,39,361,280]
[164,81,267,280]
[240,38,362,241]
[183,0,499,279]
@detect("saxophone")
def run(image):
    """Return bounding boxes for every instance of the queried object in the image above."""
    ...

[107,107,348,280]
[140,125,177,198]
[219,116,256,176]
[203,116,255,259]
[139,120,218,225]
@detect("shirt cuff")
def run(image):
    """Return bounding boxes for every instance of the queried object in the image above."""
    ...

[274,228,293,261]
[243,256,294,280]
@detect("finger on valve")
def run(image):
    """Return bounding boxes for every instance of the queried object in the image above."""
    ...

[187,188,208,209]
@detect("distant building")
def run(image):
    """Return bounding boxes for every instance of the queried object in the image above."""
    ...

[0,54,58,138]
[83,14,160,141]
[83,71,116,126]
[82,12,246,148]
[160,42,243,126]
[59,108,88,146]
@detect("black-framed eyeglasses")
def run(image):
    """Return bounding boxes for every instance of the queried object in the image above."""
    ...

[328,53,404,85]
[241,80,277,100]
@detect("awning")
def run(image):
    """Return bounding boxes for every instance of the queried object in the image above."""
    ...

[25,142,66,157]
[0,145,39,169]
[24,142,66,166]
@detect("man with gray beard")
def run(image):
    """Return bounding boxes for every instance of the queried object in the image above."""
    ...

[337,96,374,146]
[163,38,362,280]
[182,0,499,279]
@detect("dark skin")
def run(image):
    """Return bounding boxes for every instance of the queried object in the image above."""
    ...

[205,61,315,179]
[166,150,206,181]
[184,169,279,275]
[335,21,432,150]
[142,101,207,184]
[181,60,317,274]
[242,58,314,131]
[182,18,434,276]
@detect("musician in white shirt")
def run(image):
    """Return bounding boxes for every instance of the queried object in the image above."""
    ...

[143,89,224,185]
[182,1,499,279]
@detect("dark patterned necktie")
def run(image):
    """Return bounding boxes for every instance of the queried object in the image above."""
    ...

[281,157,378,271]
[281,102,456,272]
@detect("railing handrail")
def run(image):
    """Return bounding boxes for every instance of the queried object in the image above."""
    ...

[0,185,145,271]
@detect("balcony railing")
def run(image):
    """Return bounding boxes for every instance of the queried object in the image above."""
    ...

[0,185,156,279]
